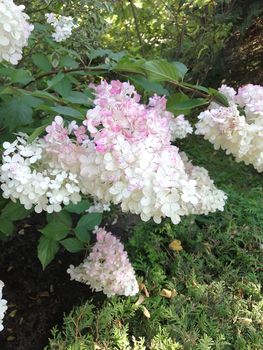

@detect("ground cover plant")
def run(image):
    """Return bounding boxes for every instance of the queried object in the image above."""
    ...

[46,138,263,349]
[0,0,262,349]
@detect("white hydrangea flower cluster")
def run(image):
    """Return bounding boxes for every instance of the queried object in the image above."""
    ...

[196,84,263,172]
[0,0,33,64]
[87,200,111,213]
[0,131,82,213]
[67,227,139,297]
[45,13,77,42]
[0,281,7,332]
[169,114,193,140]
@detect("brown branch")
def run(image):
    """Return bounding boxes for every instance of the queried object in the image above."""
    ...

[128,0,145,56]
[22,66,108,89]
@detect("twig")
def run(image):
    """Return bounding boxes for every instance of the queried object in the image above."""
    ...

[128,0,145,56]
[22,66,108,89]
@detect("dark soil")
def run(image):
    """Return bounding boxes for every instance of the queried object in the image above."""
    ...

[0,214,91,350]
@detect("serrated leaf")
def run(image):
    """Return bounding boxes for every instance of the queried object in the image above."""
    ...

[31,90,60,102]
[0,96,33,130]
[130,76,169,95]
[11,69,33,85]
[49,106,83,119]
[53,76,72,98]
[167,93,190,115]
[173,62,188,80]
[32,53,52,73]
[64,91,91,105]
[143,60,180,83]
[38,236,59,269]
[60,238,84,252]
[60,56,79,69]
[75,213,102,242]
[65,200,91,214]
[0,217,14,236]
[47,72,65,88]
[0,67,33,85]
[20,94,43,108]
[46,210,72,228]
[39,221,70,241]
[1,201,30,221]
[208,88,229,107]
[168,98,208,112]
[28,124,48,143]
[114,57,145,74]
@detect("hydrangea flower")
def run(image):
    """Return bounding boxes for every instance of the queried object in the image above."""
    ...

[0,0,33,64]
[45,13,77,42]
[0,281,7,332]
[67,228,139,297]
[0,127,82,213]
[1,81,226,221]
[196,84,263,172]
[79,80,226,224]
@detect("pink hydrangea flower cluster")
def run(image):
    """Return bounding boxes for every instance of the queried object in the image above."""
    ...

[1,80,226,221]
[196,84,263,172]
[67,227,139,297]
[79,80,225,224]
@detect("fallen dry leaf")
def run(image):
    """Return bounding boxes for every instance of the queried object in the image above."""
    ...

[160,288,177,299]
[134,294,145,308]
[169,239,183,251]
[139,283,150,297]
[142,306,151,319]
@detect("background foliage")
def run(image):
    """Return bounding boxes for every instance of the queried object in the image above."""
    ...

[0,0,262,348]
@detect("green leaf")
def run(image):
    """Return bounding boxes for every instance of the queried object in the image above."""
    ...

[88,48,125,61]
[28,124,48,143]
[53,76,72,98]
[208,88,229,107]
[114,57,145,74]
[49,106,83,119]
[75,213,102,242]
[31,90,60,102]
[1,201,30,221]
[47,72,65,88]
[46,210,72,228]
[11,69,33,85]
[65,200,91,214]
[38,236,59,269]
[32,53,53,73]
[130,76,169,95]
[0,217,14,236]
[142,60,180,83]
[39,221,70,241]
[167,93,190,115]
[20,93,44,108]
[60,56,79,69]
[186,84,209,94]
[0,96,33,130]
[173,62,188,80]
[60,238,84,253]
[168,98,209,113]
[64,91,91,105]
[0,67,33,84]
